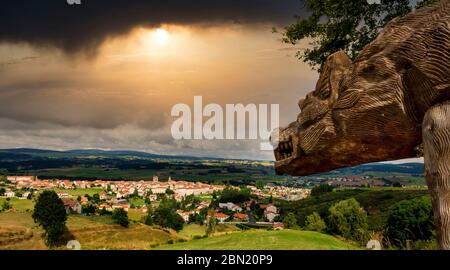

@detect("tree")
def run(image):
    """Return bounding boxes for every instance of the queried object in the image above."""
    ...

[283,212,299,229]
[152,203,184,232]
[311,184,334,197]
[219,187,251,203]
[82,204,96,215]
[256,181,265,190]
[112,208,129,228]
[1,200,11,211]
[92,193,100,204]
[393,182,403,188]
[206,216,217,236]
[32,190,68,247]
[304,212,326,232]
[281,0,437,69]
[385,196,434,248]
[327,198,369,243]
[0,187,5,196]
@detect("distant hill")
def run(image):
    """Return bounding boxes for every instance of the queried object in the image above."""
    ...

[0,148,425,184]
[322,162,424,175]
[0,148,207,160]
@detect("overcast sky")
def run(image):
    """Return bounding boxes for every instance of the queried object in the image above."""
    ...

[0,1,423,163]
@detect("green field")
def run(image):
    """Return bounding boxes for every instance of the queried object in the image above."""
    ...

[53,188,104,197]
[156,230,359,250]
[0,198,34,211]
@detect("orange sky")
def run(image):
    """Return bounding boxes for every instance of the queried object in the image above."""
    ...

[0,23,320,160]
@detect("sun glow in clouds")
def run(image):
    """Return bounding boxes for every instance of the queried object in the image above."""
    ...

[153,28,169,46]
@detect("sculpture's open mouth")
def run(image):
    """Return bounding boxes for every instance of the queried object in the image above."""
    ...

[274,136,294,161]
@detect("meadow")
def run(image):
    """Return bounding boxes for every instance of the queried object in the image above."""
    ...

[155,230,359,250]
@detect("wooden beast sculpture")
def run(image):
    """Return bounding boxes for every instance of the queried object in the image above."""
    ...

[274,0,450,249]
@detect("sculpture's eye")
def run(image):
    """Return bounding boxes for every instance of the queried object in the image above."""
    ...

[314,83,331,100]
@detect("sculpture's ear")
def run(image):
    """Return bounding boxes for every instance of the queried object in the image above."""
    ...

[325,51,352,104]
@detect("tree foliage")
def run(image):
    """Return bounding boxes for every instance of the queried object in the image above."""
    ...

[32,190,68,246]
[281,0,438,69]
[283,212,299,229]
[327,198,369,243]
[219,187,251,203]
[304,212,326,232]
[151,200,184,232]
[385,196,434,248]
[311,184,334,196]
[112,208,129,228]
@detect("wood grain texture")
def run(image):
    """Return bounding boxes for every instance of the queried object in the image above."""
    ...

[423,101,450,250]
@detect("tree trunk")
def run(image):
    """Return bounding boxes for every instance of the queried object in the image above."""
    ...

[423,101,450,250]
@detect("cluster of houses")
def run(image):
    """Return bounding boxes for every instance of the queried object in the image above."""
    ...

[3,175,295,228]
[326,176,386,187]
[248,185,311,201]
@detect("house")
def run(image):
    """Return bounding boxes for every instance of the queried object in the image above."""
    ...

[57,192,70,199]
[21,192,31,199]
[148,194,157,202]
[4,191,15,198]
[219,202,243,212]
[263,204,279,222]
[176,210,193,222]
[99,192,107,200]
[63,199,82,214]
[273,222,284,230]
[98,203,112,212]
[141,205,149,213]
[214,213,229,223]
[112,204,130,212]
[233,213,248,221]
[7,176,37,183]
[80,196,89,204]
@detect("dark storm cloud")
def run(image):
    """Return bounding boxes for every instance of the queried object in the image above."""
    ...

[0,0,304,54]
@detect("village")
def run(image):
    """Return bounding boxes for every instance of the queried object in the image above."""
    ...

[0,175,311,227]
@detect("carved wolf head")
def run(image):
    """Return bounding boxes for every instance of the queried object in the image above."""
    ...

[273,51,422,175]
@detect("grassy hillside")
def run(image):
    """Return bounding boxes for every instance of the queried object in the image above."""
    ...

[155,230,359,250]
[0,211,180,250]
[277,188,429,230]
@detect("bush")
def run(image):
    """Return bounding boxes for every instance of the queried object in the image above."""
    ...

[152,206,184,232]
[304,212,326,232]
[112,208,129,228]
[32,190,68,247]
[82,204,96,215]
[327,198,369,243]
[1,200,11,211]
[282,212,298,229]
[385,196,434,248]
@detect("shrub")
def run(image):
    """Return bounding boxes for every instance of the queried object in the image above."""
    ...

[327,198,369,243]
[282,212,298,229]
[385,196,434,248]
[304,212,326,232]
[152,206,184,232]
[112,208,129,228]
